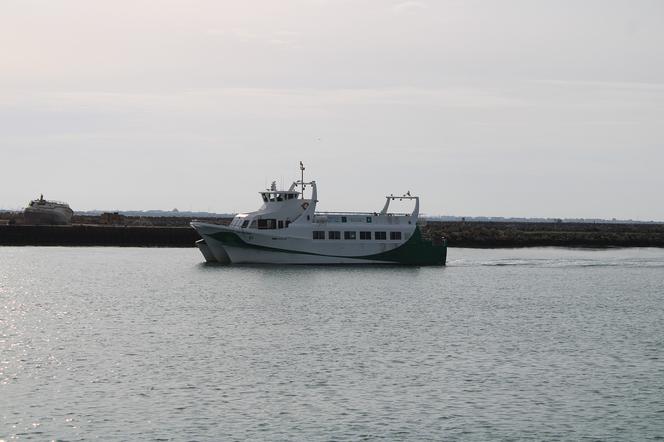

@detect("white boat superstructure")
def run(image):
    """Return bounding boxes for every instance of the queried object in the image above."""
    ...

[191,165,446,265]
[23,194,74,225]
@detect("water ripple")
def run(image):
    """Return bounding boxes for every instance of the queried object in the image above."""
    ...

[1,246,663,440]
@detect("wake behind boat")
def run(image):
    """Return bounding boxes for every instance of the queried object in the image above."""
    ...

[191,164,446,265]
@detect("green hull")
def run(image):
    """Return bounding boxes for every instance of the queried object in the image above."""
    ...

[362,227,447,266]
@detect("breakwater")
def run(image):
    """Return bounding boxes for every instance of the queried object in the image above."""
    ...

[1,221,663,248]
[0,225,199,247]
[425,221,664,248]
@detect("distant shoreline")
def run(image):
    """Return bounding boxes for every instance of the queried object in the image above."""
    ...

[1,220,663,248]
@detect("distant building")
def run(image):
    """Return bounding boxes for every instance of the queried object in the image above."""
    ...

[100,212,126,225]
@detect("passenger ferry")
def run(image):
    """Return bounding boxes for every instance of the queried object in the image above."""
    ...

[191,164,446,265]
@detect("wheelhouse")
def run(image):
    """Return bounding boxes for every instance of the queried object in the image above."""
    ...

[260,191,300,202]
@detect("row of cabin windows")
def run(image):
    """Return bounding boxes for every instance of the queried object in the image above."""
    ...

[236,219,291,229]
[313,231,402,240]
[255,219,290,229]
[241,217,315,229]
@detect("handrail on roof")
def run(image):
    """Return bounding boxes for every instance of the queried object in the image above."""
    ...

[315,211,375,215]
[31,199,70,206]
[315,211,411,216]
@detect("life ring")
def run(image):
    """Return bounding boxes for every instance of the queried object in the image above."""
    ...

[301,202,309,210]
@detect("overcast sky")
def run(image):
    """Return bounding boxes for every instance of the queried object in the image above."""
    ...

[1,0,663,219]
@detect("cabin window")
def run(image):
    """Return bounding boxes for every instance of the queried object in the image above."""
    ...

[249,220,257,229]
[375,231,387,240]
[257,219,277,229]
[313,231,325,240]
[261,193,268,202]
[328,231,341,240]
[360,231,371,240]
[341,216,347,223]
[344,231,356,240]
[278,220,284,229]
[285,221,290,228]
[276,194,284,202]
[366,216,372,223]
[241,220,249,228]
[390,231,402,240]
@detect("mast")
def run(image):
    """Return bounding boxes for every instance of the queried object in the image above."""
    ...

[299,161,305,199]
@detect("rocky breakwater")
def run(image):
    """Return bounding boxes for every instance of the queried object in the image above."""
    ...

[0,225,202,247]
[1,214,663,248]
[423,221,664,248]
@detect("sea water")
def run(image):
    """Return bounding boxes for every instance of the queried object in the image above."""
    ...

[1,247,663,440]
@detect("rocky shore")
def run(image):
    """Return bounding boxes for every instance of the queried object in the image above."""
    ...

[1,216,663,248]
[424,221,664,248]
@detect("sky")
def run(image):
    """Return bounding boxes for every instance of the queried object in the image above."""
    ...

[1,0,663,219]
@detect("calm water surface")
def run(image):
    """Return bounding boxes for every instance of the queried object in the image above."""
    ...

[1,247,663,440]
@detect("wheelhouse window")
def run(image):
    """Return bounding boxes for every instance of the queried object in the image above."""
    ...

[261,193,268,202]
[278,220,284,229]
[375,231,387,240]
[341,216,347,223]
[390,231,402,240]
[241,220,250,228]
[366,216,372,223]
[313,231,325,240]
[344,231,356,240]
[360,231,371,240]
[328,231,341,240]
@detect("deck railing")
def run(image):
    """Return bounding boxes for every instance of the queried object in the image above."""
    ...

[315,211,411,217]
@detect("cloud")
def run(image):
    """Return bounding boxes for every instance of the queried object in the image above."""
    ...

[267,30,301,47]
[391,1,427,15]
[532,79,664,91]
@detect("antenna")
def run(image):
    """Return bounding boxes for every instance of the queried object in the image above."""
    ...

[299,161,305,199]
